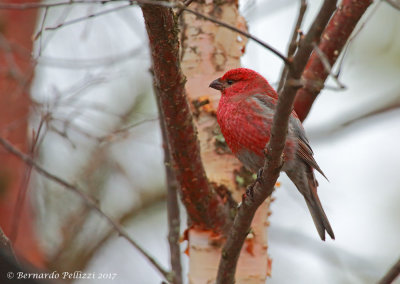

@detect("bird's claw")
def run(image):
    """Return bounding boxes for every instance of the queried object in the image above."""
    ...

[256,168,264,183]
[246,184,255,199]
[246,168,264,199]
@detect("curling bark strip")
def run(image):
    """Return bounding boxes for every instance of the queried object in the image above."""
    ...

[294,0,374,121]
[141,5,230,232]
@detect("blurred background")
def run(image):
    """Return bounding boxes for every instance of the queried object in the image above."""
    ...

[0,0,399,283]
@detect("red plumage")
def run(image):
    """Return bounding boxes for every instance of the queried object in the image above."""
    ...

[210,68,334,241]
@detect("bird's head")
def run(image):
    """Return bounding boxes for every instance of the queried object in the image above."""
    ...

[209,68,277,99]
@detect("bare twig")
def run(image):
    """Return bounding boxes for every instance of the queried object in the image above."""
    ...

[0,0,136,10]
[0,35,25,82]
[341,101,400,128]
[159,104,182,284]
[278,0,307,92]
[385,0,400,9]
[98,117,159,144]
[176,0,194,17]
[37,46,143,69]
[34,6,49,57]
[216,1,338,283]
[312,42,346,89]
[181,6,289,64]
[0,136,170,280]
[378,257,400,284]
[0,0,176,10]
[45,4,132,31]
[165,163,182,284]
[10,116,46,243]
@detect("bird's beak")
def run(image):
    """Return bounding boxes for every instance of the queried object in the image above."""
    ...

[209,78,224,91]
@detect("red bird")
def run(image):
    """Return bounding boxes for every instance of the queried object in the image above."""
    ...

[210,68,334,241]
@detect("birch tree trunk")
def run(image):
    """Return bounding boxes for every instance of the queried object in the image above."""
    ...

[181,2,271,282]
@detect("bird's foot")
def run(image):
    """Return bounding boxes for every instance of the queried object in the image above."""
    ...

[256,168,264,184]
[245,183,255,199]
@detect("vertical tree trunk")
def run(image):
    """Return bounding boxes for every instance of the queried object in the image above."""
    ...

[180,2,271,282]
[0,5,43,266]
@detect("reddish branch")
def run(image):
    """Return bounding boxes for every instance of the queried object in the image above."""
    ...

[294,0,373,121]
[0,3,44,267]
[141,5,231,232]
[216,0,338,283]
[165,152,182,284]
[156,88,182,283]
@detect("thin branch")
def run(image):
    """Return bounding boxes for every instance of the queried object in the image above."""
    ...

[181,6,289,64]
[176,0,194,17]
[0,136,170,280]
[311,42,346,89]
[10,115,46,243]
[0,0,133,9]
[294,0,373,121]
[98,117,159,144]
[0,0,176,10]
[278,0,307,92]
[37,46,143,69]
[378,257,400,284]
[216,1,338,283]
[385,0,400,9]
[33,7,49,58]
[45,4,132,31]
[159,103,182,284]
[165,164,182,284]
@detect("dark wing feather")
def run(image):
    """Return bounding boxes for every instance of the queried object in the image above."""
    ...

[290,115,328,180]
[297,138,328,180]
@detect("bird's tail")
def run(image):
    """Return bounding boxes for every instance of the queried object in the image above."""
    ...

[304,193,335,241]
[304,171,335,241]
[286,164,335,241]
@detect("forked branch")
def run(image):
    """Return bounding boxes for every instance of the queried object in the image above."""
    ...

[294,0,373,121]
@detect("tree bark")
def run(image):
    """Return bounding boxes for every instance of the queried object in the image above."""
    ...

[0,4,44,267]
[141,3,231,233]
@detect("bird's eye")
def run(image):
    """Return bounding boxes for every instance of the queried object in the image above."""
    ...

[227,80,234,85]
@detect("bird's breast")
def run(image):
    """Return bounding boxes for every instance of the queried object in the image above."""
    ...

[217,98,270,158]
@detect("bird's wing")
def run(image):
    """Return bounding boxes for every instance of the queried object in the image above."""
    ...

[290,115,328,180]
[251,93,277,113]
[252,93,328,180]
